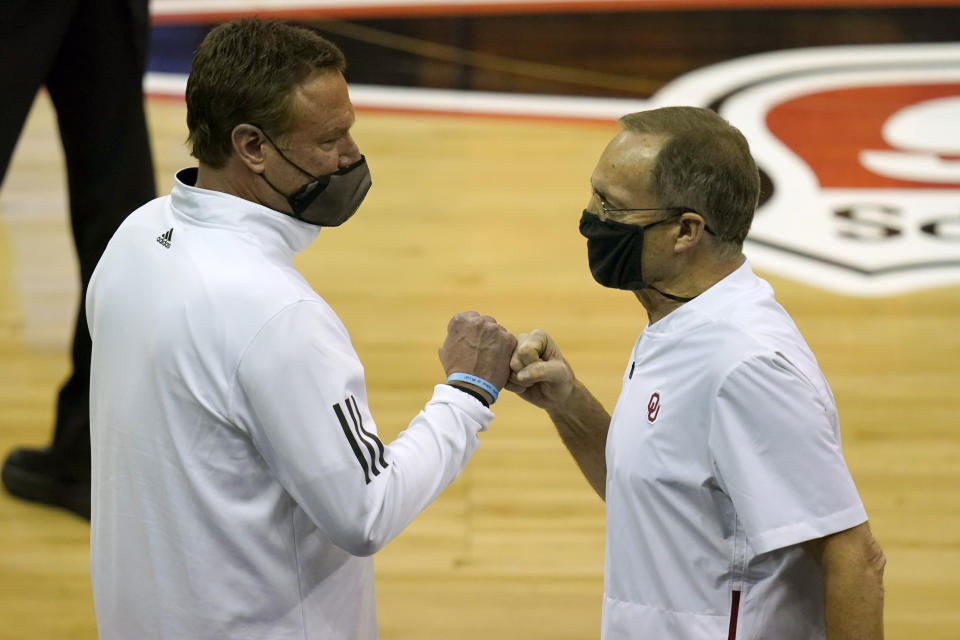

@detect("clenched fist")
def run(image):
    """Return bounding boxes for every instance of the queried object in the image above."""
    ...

[439,312,517,403]
[506,329,575,410]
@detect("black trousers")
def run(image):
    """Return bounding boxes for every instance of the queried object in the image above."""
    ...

[0,0,156,472]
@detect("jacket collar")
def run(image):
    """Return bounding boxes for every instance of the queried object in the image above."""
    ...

[642,259,763,336]
[171,168,321,259]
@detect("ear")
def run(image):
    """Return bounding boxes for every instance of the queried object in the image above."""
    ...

[231,124,267,174]
[673,212,708,253]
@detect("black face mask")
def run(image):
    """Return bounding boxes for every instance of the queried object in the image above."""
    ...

[260,133,372,227]
[579,210,697,303]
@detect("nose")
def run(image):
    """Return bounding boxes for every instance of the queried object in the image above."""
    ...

[338,134,361,168]
[587,192,606,219]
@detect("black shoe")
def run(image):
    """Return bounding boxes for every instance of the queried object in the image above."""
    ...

[1,447,90,520]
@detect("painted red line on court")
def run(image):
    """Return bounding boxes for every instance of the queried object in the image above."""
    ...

[145,92,622,125]
[352,104,620,124]
[150,0,960,25]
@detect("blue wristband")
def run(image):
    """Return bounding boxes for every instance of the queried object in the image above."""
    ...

[446,372,499,404]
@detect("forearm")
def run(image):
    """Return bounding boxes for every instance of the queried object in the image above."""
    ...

[268,385,489,557]
[547,380,610,500]
[824,556,885,639]
[338,385,491,555]
[812,522,886,640]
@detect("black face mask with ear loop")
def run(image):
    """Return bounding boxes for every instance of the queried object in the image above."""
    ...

[259,131,372,227]
[578,210,699,303]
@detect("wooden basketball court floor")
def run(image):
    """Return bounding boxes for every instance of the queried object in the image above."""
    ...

[0,93,957,639]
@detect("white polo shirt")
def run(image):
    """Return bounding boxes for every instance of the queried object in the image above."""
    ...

[86,168,493,640]
[602,260,867,640]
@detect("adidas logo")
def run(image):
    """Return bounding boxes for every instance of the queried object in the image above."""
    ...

[156,228,173,249]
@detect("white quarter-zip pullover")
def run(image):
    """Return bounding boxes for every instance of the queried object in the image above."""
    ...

[87,168,492,639]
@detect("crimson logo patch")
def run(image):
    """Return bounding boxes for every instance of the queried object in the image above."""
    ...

[650,44,960,296]
[647,392,661,423]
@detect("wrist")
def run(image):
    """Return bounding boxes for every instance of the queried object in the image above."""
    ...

[543,378,581,415]
[448,383,491,408]
[446,372,499,404]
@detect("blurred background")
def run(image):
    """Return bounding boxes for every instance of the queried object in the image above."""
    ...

[1,1,958,638]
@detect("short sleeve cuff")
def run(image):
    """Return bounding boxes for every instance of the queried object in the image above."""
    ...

[749,503,869,555]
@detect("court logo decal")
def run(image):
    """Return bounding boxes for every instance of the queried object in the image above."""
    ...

[651,44,960,297]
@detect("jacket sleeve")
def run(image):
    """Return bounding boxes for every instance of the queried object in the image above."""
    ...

[232,300,493,556]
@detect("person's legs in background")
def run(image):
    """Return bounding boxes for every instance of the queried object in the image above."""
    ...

[1,0,155,519]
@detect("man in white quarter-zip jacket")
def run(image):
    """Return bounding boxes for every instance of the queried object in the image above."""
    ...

[508,107,886,640]
[86,19,516,640]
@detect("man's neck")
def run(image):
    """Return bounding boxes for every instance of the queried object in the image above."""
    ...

[636,254,745,325]
[195,164,239,196]
[196,163,295,214]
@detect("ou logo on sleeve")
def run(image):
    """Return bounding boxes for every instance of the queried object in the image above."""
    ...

[647,392,661,423]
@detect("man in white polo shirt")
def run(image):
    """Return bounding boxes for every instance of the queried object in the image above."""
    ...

[86,19,515,639]
[508,107,885,639]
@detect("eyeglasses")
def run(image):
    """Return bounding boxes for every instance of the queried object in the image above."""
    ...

[592,190,716,236]
[592,189,688,215]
